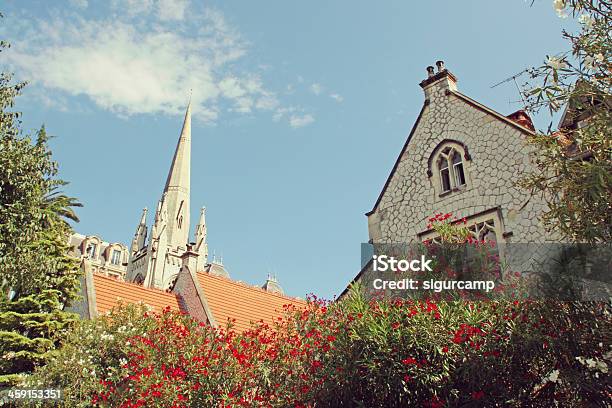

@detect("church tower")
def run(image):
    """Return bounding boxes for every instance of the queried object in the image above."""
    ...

[126,101,204,290]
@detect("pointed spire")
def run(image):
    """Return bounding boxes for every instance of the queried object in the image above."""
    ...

[130,207,148,254]
[164,100,191,191]
[139,207,148,225]
[161,100,192,249]
[195,206,208,270]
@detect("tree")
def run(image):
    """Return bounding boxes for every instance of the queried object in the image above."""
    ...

[0,35,82,386]
[519,0,611,243]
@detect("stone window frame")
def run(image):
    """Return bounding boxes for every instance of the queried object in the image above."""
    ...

[81,236,102,260]
[134,273,145,285]
[166,274,178,291]
[103,242,127,267]
[418,208,507,248]
[110,249,122,265]
[417,209,508,280]
[427,139,472,197]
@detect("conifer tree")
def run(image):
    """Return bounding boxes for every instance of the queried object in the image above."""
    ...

[0,35,82,386]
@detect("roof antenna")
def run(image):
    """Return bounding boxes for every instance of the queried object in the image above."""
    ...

[491,69,529,107]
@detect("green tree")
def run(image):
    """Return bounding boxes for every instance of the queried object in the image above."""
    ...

[519,0,611,243]
[0,36,82,386]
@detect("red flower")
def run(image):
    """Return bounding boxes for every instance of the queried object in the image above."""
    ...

[471,390,485,400]
[441,346,449,353]
[401,357,418,366]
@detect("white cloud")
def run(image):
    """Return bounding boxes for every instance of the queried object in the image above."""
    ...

[157,0,189,21]
[289,114,314,128]
[68,0,88,9]
[329,93,344,103]
[310,83,323,95]
[255,94,279,110]
[111,0,154,16]
[3,4,278,124]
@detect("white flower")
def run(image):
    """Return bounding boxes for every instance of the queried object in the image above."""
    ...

[100,333,115,341]
[547,56,567,70]
[595,53,604,63]
[585,55,595,69]
[578,14,594,28]
[547,369,560,383]
[553,0,568,18]
[119,358,128,366]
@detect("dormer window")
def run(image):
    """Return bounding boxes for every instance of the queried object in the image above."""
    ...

[111,249,122,265]
[86,243,97,259]
[428,140,471,197]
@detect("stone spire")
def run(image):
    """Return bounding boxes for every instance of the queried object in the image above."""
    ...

[130,207,148,254]
[162,101,192,250]
[194,207,208,271]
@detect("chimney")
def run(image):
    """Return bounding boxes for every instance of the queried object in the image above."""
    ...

[419,60,458,100]
[180,243,199,273]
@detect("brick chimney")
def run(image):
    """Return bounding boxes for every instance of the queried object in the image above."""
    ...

[419,60,457,101]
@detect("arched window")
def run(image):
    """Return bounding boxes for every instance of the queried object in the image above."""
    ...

[439,156,451,193]
[451,150,466,187]
[134,274,145,285]
[428,140,471,196]
[167,275,178,291]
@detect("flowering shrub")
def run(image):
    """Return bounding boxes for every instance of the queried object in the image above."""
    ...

[29,215,610,407]
[28,303,157,407]
[29,294,610,407]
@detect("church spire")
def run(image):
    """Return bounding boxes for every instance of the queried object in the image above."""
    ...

[129,207,148,257]
[162,100,192,250]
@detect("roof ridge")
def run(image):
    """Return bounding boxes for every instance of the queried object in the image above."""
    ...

[92,273,178,297]
[450,90,535,135]
[196,272,306,304]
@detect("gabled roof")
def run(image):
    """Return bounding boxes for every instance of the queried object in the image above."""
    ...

[196,272,306,333]
[85,269,305,333]
[92,273,183,315]
[366,90,535,216]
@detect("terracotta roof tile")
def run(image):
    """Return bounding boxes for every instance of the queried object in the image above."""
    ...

[92,273,183,315]
[196,272,306,333]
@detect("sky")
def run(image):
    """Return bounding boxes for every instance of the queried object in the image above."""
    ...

[0,0,579,300]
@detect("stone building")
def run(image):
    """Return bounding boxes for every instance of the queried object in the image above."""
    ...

[345,61,564,294]
[68,233,128,280]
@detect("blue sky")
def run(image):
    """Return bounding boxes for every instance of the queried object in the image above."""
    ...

[1,0,577,299]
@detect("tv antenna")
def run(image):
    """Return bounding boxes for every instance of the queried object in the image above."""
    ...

[491,68,530,107]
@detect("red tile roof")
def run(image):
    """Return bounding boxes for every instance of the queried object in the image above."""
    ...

[196,272,306,333]
[92,273,183,315]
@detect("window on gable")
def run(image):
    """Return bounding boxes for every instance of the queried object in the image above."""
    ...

[429,141,470,196]
[439,158,451,192]
[452,151,466,187]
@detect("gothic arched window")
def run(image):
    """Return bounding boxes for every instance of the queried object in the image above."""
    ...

[134,274,145,285]
[428,140,471,196]
[167,275,178,291]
